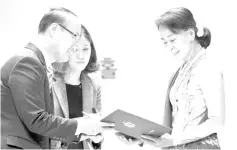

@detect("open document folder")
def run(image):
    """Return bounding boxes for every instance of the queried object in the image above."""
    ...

[101,109,172,139]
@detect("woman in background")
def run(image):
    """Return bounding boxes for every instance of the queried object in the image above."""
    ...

[49,25,105,149]
[116,7,224,149]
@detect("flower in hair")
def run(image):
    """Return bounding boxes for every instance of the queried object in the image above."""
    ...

[196,24,204,37]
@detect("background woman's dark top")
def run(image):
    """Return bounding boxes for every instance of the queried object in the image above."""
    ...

[66,83,84,149]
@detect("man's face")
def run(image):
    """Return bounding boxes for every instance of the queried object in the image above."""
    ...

[51,18,82,63]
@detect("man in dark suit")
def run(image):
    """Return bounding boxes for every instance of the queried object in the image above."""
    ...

[1,7,112,149]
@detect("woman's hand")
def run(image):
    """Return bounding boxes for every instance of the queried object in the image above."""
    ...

[115,132,143,146]
[141,133,174,148]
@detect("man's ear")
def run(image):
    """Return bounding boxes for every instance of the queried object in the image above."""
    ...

[187,28,195,41]
[49,23,59,38]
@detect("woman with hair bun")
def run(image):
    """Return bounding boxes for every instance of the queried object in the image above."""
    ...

[116,7,224,149]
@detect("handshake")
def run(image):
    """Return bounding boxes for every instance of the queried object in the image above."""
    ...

[74,111,115,143]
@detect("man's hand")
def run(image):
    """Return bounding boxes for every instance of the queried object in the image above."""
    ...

[75,113,115,136]
[80,133,104,143]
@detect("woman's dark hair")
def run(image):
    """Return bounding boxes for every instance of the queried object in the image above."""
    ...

[155,7,211,49]
[51,24,99,76]
[81,25,99,73]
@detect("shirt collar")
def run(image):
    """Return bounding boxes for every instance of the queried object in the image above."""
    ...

[30,39,55,70]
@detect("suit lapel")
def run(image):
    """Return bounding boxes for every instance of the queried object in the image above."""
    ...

[81,74,94,150]
[81,73,94,113]
[52,72,94,117]
[53,78,69,118]
[25,42,95,118]
[24,43,54,114]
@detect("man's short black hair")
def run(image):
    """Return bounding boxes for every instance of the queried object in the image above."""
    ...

[38,7,77,34]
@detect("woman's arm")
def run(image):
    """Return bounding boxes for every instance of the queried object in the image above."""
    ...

[141,65,224,148]
[174,117,220,145]
[174,66,224,146]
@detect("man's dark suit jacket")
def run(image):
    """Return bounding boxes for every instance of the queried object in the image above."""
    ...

[1,43,78,149]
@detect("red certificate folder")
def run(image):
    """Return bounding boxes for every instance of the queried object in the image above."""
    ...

[101,109,172,139]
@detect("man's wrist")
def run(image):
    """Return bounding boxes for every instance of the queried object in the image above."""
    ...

[74,118,83,136]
